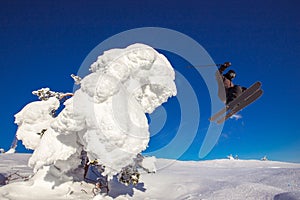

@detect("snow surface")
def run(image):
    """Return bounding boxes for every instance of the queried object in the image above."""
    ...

[1,154,300,200]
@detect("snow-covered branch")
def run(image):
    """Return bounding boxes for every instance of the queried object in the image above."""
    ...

[32,88,73,101]
[71,74,82,85]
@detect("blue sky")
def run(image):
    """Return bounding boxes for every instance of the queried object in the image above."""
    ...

[0,1,299,162]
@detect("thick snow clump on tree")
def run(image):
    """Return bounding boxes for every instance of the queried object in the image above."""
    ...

[14,43,176,178]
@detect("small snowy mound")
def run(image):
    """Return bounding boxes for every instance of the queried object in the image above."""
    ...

[14,43,176,179]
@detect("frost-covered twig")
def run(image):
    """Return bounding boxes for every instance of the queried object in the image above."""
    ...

[32,88,73,101]
[118,164,140,186]
[71,74,82,85]
[5,171,31,184]
[58,92,73,101]
[32,88,55,101]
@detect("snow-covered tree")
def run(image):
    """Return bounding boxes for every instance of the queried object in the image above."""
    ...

[14,43,176,191]
[227,154,240,160]
[261,155,268,161]
[227,154,235,160]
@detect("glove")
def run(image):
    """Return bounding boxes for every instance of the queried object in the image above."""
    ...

[224,62,231,66]
[218,62,231,73]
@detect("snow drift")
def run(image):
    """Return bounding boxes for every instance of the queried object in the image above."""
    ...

[13,43,176,179]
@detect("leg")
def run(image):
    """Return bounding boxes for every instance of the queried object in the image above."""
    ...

[226,85,243,104]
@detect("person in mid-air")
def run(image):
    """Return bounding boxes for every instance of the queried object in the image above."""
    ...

[216,62,246,104]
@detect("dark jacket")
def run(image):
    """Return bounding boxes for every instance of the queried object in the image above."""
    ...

[216,64,235,103]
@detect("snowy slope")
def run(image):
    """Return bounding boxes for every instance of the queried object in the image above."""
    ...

[1,154,300,200]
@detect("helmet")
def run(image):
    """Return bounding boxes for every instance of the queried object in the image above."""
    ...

[225,70,236,80]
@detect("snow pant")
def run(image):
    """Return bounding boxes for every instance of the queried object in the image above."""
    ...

[226,85,243,104]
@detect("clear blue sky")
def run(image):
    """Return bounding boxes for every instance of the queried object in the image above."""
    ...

[0,1,299,162]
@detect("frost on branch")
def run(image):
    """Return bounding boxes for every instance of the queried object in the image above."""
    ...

[118,154,156,186]
[71,74,82,85]
[32,87,73,101]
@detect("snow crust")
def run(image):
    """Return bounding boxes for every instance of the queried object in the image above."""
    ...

[1,154,300,200]
[13,43,176,178]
